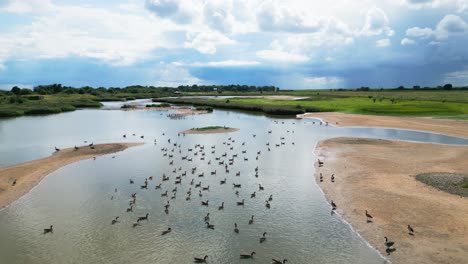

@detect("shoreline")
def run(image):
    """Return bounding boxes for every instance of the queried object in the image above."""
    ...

[314,137,468,264]
[181,127,240,135]
[115,106,209,116]
[0,143,142,209]
[298,112,468,138]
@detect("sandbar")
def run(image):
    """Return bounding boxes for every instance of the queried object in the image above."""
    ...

[0,143,142,209]
[315,137,468,264]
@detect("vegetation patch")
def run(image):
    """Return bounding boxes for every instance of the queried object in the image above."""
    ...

[416,173,468,197]
[194,126,227,131]
[195,106,214,112]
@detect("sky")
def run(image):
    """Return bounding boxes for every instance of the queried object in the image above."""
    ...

[0,0,468,89]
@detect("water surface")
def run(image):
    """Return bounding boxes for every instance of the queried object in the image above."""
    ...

[0,109,466,264]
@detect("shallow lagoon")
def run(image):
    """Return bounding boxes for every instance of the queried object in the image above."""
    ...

[0,109,466,264]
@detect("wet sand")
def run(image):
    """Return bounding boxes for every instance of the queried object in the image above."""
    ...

[298,112,468,138]
[0,143,142,209]
[315,137,468,264]
[182,127,240,135]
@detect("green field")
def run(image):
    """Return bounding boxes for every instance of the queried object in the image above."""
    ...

[1,85,468,118]
[156,90,468,117]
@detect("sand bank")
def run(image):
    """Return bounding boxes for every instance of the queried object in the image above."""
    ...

[182,127,239,135]
[0,143,142,209]
[315,137,468,264]
[298,112,468,138]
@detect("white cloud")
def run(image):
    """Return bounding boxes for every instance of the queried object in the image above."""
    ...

[435,14,468,38]
[1,0,53,14]
[175,60,260,67]
[406,26,434,38]
[256,0,323,32]
[145,0,201,24]
[376,38,391,47]
[444,67,468,85]
[151,64,201,86]
[256,49,310,63]
[304,76,344,88]
[184,30,235,54]
[360,7,394,36]
[0,2,180,66]
[401,37,416,45]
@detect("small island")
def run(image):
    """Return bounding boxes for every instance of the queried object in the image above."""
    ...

[182,126,239,134]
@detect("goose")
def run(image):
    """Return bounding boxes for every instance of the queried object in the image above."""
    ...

[132,222,140,228]
[205,222,215,229]
[237,199,245,206]
[201,200,209,206]
[195,182,202,188]
[74,145,79,150]
[272,259,288,264]
[155,184,161,189]
[248,215,254,225]
[111,216,119,225]
[204,213,210,221]
[250,192,256,198]
[43,225,53,234]
[12,179,17,186]
[408,225,415,235]
[234,223,239,233]
[172,187,177,193]
[365,210,373,222]
[233,183,241,188]
[129,179,134,184]
[220,178,227,185]
[331,200,337,210]
[202,186,210,191]
[259,232,267,243]
[137,213,149,222]
[193,255,208,263]
[199,190,203,197]
[161,227,172,235]
[161,191,168,197]
[126,205,133,212]
[265,200,271,208]
[54,147,60,152]
[384,237,394,248]
[268,195,273,201]
[164,201,170,209]
[240,252,256,259]
[258,184,264,191]
[218,202,224,210]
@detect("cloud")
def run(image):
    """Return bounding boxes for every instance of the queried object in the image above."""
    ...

[304,76,344,88]
[256,49,310,63]
[184,30,235,54]
[401,38,416,45]
[435,14,468,38]
[406,27,434,38]
[256,0,323,32]
[175,60,260,67]
[376,38,391,47]
[0,3,177,66]
[360,7,394,36]
[145,0,200,24]
[444,67,468,85]
[152,63,201,86]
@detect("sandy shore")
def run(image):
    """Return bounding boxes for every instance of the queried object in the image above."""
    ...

[315,137,468,264]
[0,143,142,209]
[298,112,468,138]
[182,127,239,135]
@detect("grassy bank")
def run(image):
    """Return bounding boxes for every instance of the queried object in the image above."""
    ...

[0,94,102,117]
[155,93,468,117]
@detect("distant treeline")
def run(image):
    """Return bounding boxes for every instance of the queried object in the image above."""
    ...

[350,84,468,91]
[0,84,278,97]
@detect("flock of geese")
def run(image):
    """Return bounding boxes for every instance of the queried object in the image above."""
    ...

[46,120,299,263]
[41,117,411,262]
